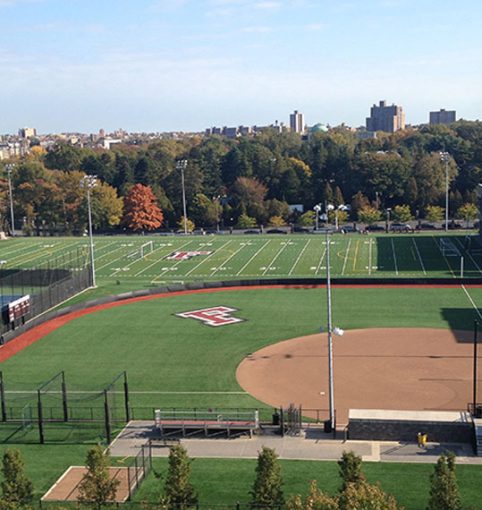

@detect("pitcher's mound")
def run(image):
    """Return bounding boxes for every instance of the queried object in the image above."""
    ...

[236,328,474,424]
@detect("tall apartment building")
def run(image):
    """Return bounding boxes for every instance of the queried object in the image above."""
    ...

[289,110,305,134]
[18,127,37,138]
[366,100,405,133]
[429,109,456,125]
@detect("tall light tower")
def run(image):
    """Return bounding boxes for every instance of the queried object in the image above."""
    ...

[440,152,450,232]
[176,159,189,234]
[80,175,97,287]
[5,163,15,236]
[313,204,321,231]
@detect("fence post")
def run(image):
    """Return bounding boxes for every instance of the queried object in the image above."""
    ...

[37,390,44,444]
[0,371,7,422]
[123,371,130,422]
[104,390,111,444]
[61,371,68,422]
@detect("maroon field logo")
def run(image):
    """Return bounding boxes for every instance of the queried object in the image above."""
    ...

[176,306,244,327]
[166,251,212,261]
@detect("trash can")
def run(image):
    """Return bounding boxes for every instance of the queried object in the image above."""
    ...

[324,419,332,433]
[476,405,482,419]
[272,412,280,426]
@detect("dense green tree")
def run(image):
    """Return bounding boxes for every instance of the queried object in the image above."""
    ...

[457,203,478,227]
[338,451,365,492]
[44,143,82,172]
[1,449,33,507]
[338,480,401,510]
[231,177,268,224]
[236,214,257,229]
[250,446,284,509]
[427,452,461,510]
[163,445,198,509]
[391,205,413,223]
[358,206,382,225]
[425,205,444,222]
[78,446,119,510]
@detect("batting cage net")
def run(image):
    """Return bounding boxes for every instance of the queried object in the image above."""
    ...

[0,371,130,445]
[0,246,91,337]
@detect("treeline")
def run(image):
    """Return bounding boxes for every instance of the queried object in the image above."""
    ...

[1,120,482,234]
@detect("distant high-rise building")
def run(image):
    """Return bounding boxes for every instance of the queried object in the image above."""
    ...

[290,110,305,134]
[366,100,405,133]
[18,127,37,138]
[429,109,456,125]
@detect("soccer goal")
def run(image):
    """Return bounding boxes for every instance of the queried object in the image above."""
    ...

[127,241,154,260]
[439,237,461,257]
[21,404,33,430]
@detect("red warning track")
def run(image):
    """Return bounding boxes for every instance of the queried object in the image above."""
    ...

[0,283,479,363]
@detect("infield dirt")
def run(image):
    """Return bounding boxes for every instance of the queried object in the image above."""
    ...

[236,328,475,424]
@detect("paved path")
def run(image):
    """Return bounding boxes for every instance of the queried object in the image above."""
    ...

[109,421,482,465]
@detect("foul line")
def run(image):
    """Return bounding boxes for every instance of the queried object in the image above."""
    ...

[461,285,482,321]
[341,239,351,275]
[412,238,426,275]
[391,238,399,275]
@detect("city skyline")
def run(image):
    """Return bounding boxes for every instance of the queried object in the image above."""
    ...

[0,0,481,133]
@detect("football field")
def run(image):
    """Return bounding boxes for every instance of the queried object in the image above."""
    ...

[0,233,480,290]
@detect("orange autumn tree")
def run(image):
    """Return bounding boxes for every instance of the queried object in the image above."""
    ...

[122,184,163,232]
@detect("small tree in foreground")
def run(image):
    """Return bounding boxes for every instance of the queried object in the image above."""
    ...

[457,203,478,227]
[427,452,461,510]
[357,206,382,225]
[236,213,257,229]
[163,445,198,509]
[287,481,338,510]
[391,205,413,223]
[425,205,444,223]
[177,216,195,233]
[250,446,284,508]
[338,480,402,510]
[338,451,365,492]
[1,449,33,507]
[78,446,119,510]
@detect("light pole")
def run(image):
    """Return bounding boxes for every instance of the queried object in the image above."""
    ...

[314,204,321,231]
[386,208,392,233]
[176,160,188,234]
[5,163,15,236]
[325,231,344,432]
[440,152,450,232]
[81,175,97,288]
[473,320,479,416]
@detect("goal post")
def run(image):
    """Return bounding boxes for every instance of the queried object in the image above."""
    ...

[140,241,154,259]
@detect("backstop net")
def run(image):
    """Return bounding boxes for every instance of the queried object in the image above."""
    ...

[0,371,130,445]
[0,246,91,338]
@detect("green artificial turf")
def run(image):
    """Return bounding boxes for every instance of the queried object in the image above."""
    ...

[132,457,482,510]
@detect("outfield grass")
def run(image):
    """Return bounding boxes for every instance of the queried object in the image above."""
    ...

[1,286,481,413]
[132,457,482,510]
[1,233,481,300]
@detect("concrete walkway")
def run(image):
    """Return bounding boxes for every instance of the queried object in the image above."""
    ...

[109,421,482,465]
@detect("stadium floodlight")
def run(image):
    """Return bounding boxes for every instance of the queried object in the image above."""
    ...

[327,203,348,230]
[5,163,15,236]
[176,159,189,234]
[80,175,97,288]
[440,152,450,232]
[313,204,321,230]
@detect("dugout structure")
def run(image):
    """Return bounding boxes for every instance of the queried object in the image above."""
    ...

[0,371,130,445]
[0,247,91,339]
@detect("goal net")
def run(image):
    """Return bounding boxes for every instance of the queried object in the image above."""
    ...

[439,237,461,257]
[127,241,154,260]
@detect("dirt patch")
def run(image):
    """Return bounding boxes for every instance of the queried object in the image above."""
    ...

[236,328,475,425]
[42,466,133,503]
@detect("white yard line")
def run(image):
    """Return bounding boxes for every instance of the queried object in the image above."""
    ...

[262,240,290,276]
[454,238,482,274]
[210,242,246,277]
[461,285,482,321]
[135,240,192,276]
[184,240,232,277]
[288,239,310,275]
[391,238,399,275]
[236,240,271,276]
[315,242,327,275]
[341,239,352,275]
[412,238,427,275]
[368,238,373,275]
[433,235,456,278]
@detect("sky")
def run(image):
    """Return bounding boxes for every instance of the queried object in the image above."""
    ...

[0,0,481,134]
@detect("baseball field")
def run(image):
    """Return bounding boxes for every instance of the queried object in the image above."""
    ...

[2,232,482,508]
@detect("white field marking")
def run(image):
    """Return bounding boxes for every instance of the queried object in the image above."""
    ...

[368,238,373,275]
[391,238,399,275]
[289,239,310,275]
[184,240,232,277]
[341,239,352,275]
[6,240,84,266]
[432,235,455,278]
[262,240,290,275]
[210,242,247,277]
[151,240,201,281]
[412,238,427,275]
[92,240,127,262]
[315,242,328,275]
[6,390,249,395]
[96,242,145,271]
[0,240,54,261]
[461,285,482,321]
[454,237,482,274]
[236,240,271,275]
[134,240,193,277]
